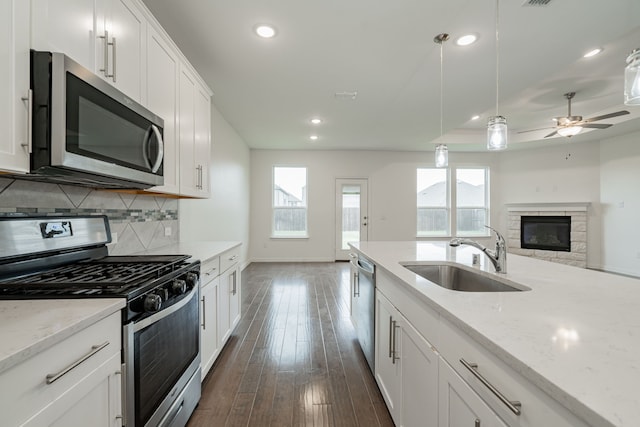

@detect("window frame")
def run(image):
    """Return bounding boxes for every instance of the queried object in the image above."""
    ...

[271,165,309,239]
[416,166,490,238]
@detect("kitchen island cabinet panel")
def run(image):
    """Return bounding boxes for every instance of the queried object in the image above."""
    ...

[375,290,438,427]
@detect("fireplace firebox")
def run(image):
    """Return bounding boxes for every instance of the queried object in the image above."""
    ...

[520,216,571,252]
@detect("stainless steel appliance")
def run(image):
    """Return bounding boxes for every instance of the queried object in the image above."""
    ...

[24,51,164,189]
[0,215,200,427]
[350,253,375,372]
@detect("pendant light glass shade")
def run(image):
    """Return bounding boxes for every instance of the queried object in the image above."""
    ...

[435,144,448,167]
[624,48,640,106]
[487,116,508,150]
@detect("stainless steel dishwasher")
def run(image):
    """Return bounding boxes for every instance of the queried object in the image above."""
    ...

[350,253,375,372]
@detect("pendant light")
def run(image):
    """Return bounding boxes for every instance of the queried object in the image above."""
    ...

[624,48,640,106]
[487,0,507,151]
[434,33,449,168]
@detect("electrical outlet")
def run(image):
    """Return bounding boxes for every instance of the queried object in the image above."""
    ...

[111,232,118,244]
[164,226,172,237]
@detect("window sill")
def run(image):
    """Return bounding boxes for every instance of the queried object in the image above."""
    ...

[270,235,310,240]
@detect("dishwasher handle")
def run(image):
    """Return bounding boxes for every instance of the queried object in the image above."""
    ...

[355,258,374,275]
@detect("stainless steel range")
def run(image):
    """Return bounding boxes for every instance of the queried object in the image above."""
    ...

[0,215,201,427]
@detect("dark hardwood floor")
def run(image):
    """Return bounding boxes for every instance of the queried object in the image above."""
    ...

[187,262,394,427]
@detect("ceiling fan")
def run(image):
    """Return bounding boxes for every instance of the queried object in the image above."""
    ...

[518,92,630,138]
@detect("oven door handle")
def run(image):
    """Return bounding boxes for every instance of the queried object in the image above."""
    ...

[133,285,198,332]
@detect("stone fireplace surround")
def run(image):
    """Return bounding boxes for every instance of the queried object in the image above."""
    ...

[506,203,589,268]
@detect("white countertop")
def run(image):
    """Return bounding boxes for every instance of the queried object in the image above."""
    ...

[351,241,640,427]
[0,298,125,375]
[137,241,241,263]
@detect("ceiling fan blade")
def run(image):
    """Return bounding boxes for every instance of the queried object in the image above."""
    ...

[583,110,630,123]
[517,127,555,134]
[580,123,612,129]
[544,130,558,138]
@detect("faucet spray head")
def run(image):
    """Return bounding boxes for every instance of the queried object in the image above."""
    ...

[449,238,461,247]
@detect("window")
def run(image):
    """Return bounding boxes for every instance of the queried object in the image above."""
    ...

[417,168,449,236]
[273,166,307,237]
[417,167,489,237]
[456,168,488,236]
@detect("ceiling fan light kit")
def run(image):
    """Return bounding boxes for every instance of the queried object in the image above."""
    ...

[556,126,582,137]
[624,48,640,106]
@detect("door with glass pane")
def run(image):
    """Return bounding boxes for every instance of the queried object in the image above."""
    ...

[335,179,368,260]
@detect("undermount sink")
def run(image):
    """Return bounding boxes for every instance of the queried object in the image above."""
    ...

[402,264,530,292]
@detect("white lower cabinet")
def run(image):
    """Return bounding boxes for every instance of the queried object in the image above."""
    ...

[200,274,219,378]
[22,352,123,427]
[198,245,242,381]
[0,311,122,427]
[439,357,507,427]
[375,290,438,427]
[373,267,591,427]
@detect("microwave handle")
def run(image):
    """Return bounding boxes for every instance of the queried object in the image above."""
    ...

[143,125,164,173]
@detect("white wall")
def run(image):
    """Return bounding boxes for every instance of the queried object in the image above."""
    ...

[600,130,640,276]
[250,149,499,262]
[495,141,602,268]
[180,104,251,265]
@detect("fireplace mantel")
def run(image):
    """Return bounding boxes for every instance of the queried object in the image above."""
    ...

[506,202,590,212]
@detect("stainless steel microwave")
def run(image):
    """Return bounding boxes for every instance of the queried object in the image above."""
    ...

[27,51,164,189]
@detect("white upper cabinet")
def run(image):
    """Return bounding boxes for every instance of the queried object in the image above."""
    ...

[97,0,147,102]
[179,64,211,198]
[0,0,30,173]
[32,0,146,102]
[145,25,179,195]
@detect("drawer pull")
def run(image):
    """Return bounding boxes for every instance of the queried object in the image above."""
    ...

[460,358,522,416]
[205,267,217,276]
[46,341,109,384]
[228,254,238,261]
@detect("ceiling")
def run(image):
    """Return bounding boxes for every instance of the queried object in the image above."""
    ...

[142,0,640,152]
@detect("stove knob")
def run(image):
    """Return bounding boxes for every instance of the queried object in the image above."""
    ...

[171,279,187,295]
[144,294,162,312]
[185,272,199,288]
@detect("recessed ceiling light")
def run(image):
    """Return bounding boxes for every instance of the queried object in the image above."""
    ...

[471,115,480,121]
[456,34,478,46]
[583,48,603,58]
[309,135,319,141]
[310,118,322,125]
[254,25,276,38]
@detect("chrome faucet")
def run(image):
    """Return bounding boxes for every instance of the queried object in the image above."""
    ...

[449,226,507,273]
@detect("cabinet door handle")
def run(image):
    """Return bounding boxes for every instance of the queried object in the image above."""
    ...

[388,316,394,359]
[110,36,117,83]
[20,90,33,153]
[201,296,206,329]
[99,31,109,77]
[475,419,481,427]
[354,272,359,297]
[460,358,522,416]
[46,341,109,384]
[231,271,237,295]
[391,320,400,364]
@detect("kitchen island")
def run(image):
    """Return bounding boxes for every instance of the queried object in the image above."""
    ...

[351,241,639,427]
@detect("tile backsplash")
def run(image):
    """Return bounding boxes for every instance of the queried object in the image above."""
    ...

[0,178,178,255]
